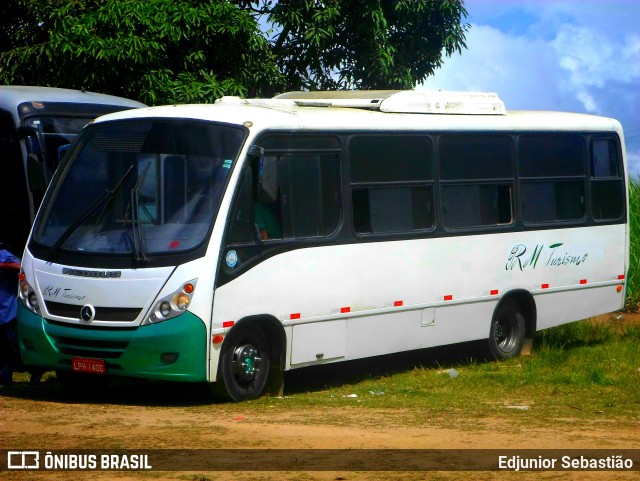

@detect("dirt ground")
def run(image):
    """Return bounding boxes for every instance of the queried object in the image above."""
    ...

[1,314,639,481]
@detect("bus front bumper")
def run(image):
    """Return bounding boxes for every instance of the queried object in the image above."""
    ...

[17,304,207,382]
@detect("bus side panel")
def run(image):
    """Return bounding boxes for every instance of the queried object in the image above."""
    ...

[344,301,497,361]
[535,285,624,331]
[211,224,625,373]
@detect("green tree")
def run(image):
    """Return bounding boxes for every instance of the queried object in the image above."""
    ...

[1,0,282,104]
[265,0,469,90]
[0,0,468,104]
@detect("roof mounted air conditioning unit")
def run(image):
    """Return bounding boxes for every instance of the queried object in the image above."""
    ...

[273,90,506,115]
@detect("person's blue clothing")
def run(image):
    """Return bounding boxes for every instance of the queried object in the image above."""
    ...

[0,249,20,325]
[0,248,21,384]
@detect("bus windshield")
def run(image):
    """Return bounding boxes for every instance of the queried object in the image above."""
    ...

[31,119,244,262]
[23,115,94,177]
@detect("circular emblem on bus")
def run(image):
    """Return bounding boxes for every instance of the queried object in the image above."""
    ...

[80,304,96,322]
[226,250,238,268]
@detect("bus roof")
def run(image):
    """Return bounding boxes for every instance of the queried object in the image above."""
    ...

[0,85,145,111]
[93,90,623,135]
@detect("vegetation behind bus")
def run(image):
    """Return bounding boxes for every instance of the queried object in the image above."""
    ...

[626,177,640,311]
[0,1,468,104]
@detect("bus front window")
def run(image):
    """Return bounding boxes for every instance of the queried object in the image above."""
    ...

[32,120,244,262]
[24,116,93,175]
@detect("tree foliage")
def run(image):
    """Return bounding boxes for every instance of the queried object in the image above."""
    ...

[0,0,468,104]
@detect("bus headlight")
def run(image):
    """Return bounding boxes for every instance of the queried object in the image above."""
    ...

[145,280,197,325]
[19,278,40,313]
[159,301,172,317]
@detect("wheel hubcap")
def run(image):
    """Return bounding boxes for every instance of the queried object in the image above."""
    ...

[232,344,262,383]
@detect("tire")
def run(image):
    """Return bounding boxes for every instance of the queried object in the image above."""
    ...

[486,299,525,361]
[56,370,111,394]
[214,324,270,402]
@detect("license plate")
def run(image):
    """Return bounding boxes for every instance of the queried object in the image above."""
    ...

[71,357,106,374]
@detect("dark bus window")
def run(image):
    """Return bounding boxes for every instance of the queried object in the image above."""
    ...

[591,139,619,177]
[521,181,585,223]
[590,138,624,221]
[439,135,513,180]
[591,180,625,220]
[519,135,585,177]
[229,153,341,243]
[350,135,433,183]
[352,186,434,234]
[442,184,512,228]
[227,168,255,244]
[279,154,341,238]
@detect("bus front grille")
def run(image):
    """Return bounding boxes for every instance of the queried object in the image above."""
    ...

[50,335,129,359]
[45,301,142,322]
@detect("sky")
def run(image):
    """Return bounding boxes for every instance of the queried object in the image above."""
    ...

[421,0,640,176]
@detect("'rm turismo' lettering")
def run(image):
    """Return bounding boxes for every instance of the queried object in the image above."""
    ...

[62,268,122,278]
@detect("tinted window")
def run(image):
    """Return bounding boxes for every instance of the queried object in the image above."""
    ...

[350,135,432,182]
[519,135,585,177]
[591,181,625,220]
[590,137,624,221]
[521,181,585,223]
[591,139,618,177]
[439,135,513,180]
[279,155,341,238]
[353,186,434,233]
[442,184,512,228]
[229,152,341,243]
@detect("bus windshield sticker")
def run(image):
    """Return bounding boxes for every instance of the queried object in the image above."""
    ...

[225,250,238,268]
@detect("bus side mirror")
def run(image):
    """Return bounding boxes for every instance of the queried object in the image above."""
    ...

[248,145,278,204]
[26,153,45,193]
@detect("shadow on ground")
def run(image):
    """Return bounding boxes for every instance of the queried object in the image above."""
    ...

[0,340,482,406]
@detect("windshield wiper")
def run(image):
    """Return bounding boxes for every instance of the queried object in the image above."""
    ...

[48,164,135,260]
[130,162,151,265]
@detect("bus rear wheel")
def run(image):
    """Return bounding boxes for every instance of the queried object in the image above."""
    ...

[486,299,525,361]
[214,324,270,402]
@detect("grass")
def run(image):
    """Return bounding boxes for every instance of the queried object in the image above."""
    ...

[243,316,640,426]
[626,176,640,311]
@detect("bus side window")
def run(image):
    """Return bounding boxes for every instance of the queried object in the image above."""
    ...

[278,155,339,238]
[519,135,586,224]
[349,135,434,235]
[590,138,624,221]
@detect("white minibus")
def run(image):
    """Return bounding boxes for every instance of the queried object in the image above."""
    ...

[16,90,628,400]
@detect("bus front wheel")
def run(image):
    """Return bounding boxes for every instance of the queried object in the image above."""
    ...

[487,299,525,361]
[215,324,270,402]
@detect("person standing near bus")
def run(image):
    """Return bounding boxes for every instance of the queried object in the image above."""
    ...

[0,246,21,385]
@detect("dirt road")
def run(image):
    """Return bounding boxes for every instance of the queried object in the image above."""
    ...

[2,315,639,481]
